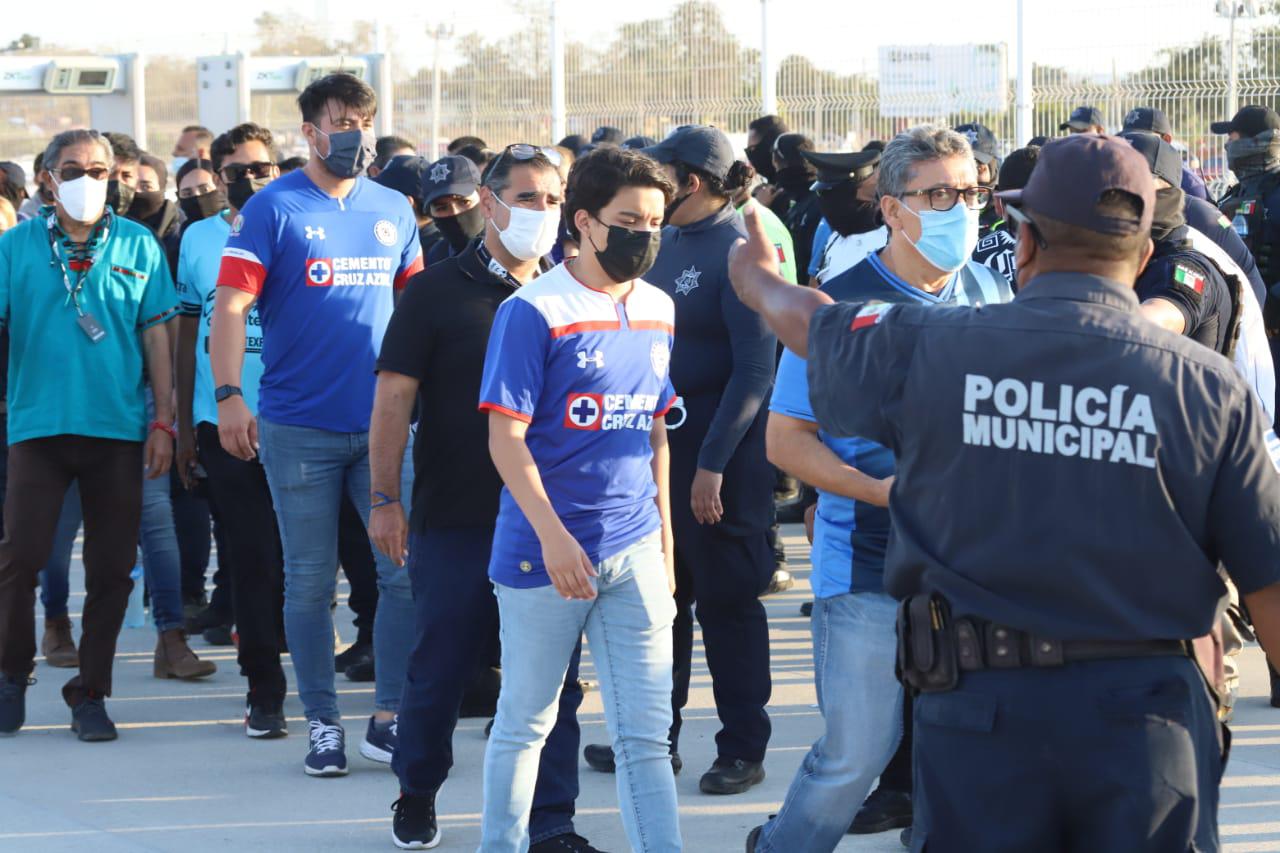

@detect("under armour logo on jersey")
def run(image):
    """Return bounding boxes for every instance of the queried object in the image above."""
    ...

[305,226,326,240]
[577,350,605,369]
[429,162,450,183]
[674,266,701,296]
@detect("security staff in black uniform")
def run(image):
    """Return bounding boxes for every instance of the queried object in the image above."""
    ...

[582,125,777,795]
[954,123,1001,237]
[771,133,823,279]
[972,145,1040,286]
[729,133,1280,853]
[1124,132,1242,358]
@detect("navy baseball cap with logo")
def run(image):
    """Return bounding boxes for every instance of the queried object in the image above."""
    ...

[420,155,481,207]
[373,154,431,200]
[1121,106,1173,137]
[1118,132,1182,188]
[953,123,999,165]
[997,134,1154,236]
[800,149,881,191]
[1211,105,1280,136]
[1059,106,1104,132]
[641,125,735,181]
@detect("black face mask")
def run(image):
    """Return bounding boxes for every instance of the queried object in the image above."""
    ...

[590,221,661,283]
[227,177,270,212]
[775,164,816,195]
[127,190,166,222]
[817,183,881,237]
[663,191,692,226]
[745,143,777,182]
[1151,186,1187,243]
[180,191,227,223]
[437,205,485,253]
[106,180,134,216]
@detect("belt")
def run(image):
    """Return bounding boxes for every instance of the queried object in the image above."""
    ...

[953,618,1190,671]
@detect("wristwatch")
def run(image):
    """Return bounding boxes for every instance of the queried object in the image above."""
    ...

[215,385,243,403]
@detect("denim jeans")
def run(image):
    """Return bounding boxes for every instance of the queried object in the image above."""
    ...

[755,591,902,853]
[138,443,186,633]
[257,417,414,721]
[481,532,680,853]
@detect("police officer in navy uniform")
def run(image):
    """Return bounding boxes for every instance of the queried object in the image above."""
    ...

[1124,132,1242,357]
[972,145,1040,286]
[729,133,1280,852]
[1123,106,1210,200]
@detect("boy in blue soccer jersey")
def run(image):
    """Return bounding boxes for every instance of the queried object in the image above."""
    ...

[477,147,683,852]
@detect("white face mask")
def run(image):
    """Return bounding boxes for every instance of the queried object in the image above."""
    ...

[53,174,108,223]
[493,196,560,261]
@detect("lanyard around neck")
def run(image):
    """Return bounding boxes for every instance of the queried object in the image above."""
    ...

[46,214,109,315]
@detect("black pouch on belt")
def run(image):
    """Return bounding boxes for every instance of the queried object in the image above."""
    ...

[895,594,960,694]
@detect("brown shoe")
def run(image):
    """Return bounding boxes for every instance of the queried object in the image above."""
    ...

[154,629,217,680]
[41,616,79,668]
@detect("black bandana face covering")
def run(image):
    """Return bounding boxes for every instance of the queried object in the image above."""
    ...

[437,206,485,252]
[818,183,881,236]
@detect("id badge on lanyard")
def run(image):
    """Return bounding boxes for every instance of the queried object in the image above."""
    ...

[47,217,109,343]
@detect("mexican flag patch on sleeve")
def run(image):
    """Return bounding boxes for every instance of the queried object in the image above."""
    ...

[1174,264,1205,293]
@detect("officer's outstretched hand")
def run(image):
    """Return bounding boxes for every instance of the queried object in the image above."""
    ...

[728,204,782,313]
[542,526,599,601]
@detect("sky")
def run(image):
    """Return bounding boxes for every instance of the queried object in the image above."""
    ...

[2,0,1268,81]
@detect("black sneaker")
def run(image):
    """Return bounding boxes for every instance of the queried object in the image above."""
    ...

[850,787,912,834]
[304,718,348,777]
[335,640,373,672]
[71,696,118,742]
[745,826,762,852]
[800,601,814,617]
[530,832,604,852]
[345,657,375,682]
[583,742,682,775]
[391,791,440,850]
[245,700,288,739]
[186,604,227,635]
[0,674,31,735]
[699,757,765,795]
[1269,662,1280,709]
[900,827,912,848]
[202,624,234,646]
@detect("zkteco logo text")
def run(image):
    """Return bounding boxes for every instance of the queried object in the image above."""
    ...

[962,375,1158,468]
[564,392,660,431]
[304,256,394,287]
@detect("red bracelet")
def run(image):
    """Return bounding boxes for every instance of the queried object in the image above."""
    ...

[149,420,177,440]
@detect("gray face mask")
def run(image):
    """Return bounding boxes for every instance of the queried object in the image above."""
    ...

[317,127,377,179]
[1226,129,1280,179]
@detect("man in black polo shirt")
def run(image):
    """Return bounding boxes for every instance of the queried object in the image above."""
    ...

[370,146,598,852]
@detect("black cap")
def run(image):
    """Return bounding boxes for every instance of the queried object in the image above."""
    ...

[997,134,1153,236]
[1211,105,1280,136]
[0,161,27,191]
[1059,106,1104,132]
[1121,106,1172,136]
[591,126,624,146]
[621,135,658,151]
[641,126,735,181]
[420,155,481,206]
[995,146,1040,192]
[954,123,999,164]
[1118,132,1183,188]
[799,149,881,190]
[373,154,431,200]
[1027,135,1050,147]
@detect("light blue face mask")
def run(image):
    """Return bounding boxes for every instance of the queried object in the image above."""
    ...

[900,200,981,273]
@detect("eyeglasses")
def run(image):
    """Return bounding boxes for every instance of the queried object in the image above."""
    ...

[1004,204,1047,250]
[898,185,992,211]
[490,143,563,175]
[178,183,218,199]
[220,161,274,183]
[51,166,109,182]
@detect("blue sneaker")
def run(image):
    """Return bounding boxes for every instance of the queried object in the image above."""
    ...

[304,718,348,777]
[360,714,398,764]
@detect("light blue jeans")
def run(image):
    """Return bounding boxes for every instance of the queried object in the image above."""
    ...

[755,591,903,853]
[481,533,681,853]
[257,417,414,721]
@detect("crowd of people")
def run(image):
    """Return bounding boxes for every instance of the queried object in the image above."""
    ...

[0,68,1277,853]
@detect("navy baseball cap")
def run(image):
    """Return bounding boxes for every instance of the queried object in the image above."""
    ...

[420,155,481,206]
[800,149,880,190]
[591,126,624,146]
[995,146,1040,192]
[621,135,658,151]
[997,134,1153,236]
[1122,106,1172,136]
[373,154,431,199]
[641,126,735,181]
[1211,105,1280,136]
[1059,106,1104,132]
[954,123,999,165]
[1118,132,1182,188]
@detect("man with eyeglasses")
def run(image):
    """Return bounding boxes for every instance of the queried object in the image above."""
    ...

[0,129,179,742]
[212,73,423,777]
[748,126,1010,853]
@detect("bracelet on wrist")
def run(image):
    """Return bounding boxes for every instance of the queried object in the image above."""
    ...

[371,491,400,509]
[149,420,177,440]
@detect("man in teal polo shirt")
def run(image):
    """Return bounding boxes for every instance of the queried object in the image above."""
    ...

[0,129,178,742]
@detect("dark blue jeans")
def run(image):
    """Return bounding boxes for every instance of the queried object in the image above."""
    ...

[393,526,581,844]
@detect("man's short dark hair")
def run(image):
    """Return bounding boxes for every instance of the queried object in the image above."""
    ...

[749,115,789,139]
[375,135,415,168]
[448,135,487,154]
[183,125,214,146]
[455,144,493,168]
[296,72,377,125]
[1027,191,1149,265]
[564,147,676,241]
[278,156,308,173]
[211,122,279,173]
[103,131,141,164]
